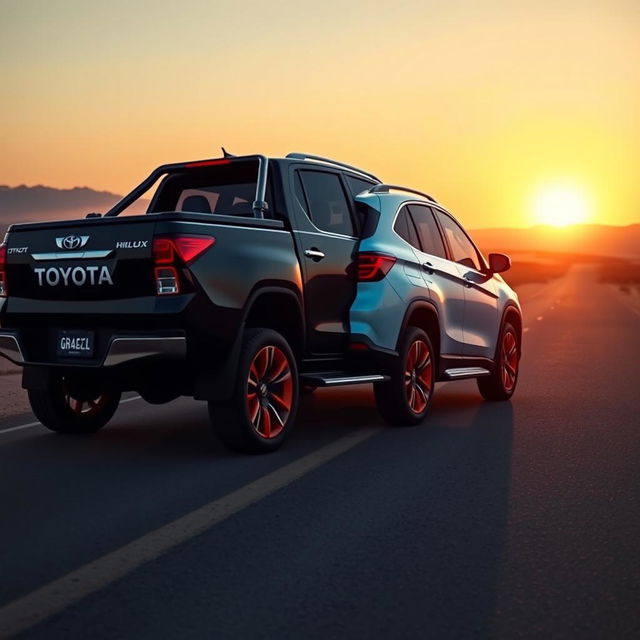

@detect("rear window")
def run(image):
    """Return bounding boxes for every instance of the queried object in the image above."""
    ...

[345,175,376,197]
[147,161,272,217]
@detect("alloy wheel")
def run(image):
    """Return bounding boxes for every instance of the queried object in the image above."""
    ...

[246,345,293,439]
[404,339,433,414]
[501,329,518,392]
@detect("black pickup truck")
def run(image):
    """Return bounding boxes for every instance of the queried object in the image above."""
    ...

[0,152,393,452]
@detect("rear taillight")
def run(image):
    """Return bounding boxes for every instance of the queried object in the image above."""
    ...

[0,243,7,297]
[152,235,215,295]
[356,252,396,281]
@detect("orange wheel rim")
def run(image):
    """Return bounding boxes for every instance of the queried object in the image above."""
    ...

[246,346,293,439]
[501,329,518,392]
[404,339,432,414]
[63,382,108,416]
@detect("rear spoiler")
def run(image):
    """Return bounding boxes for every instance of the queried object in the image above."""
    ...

[104,154,269,219]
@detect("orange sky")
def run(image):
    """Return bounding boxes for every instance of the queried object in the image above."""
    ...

[1,0,638,228]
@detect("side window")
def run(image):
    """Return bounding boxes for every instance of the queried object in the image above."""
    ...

[434,210,483,271]
[408,205,447,259]
[345,175,376,197]
[293,172,308,213]
[393,206,421,250]
[298,170,355,236]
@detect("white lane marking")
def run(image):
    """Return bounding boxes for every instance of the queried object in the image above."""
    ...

[0,421,41,435]
[523,327,530,333]
[0,426,381,637]
[536,316,543,321]
[0,396,142,436]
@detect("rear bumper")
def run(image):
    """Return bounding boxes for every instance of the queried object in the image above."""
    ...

[0,330,186,368]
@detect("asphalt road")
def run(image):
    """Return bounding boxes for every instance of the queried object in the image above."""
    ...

[1,265,639,639]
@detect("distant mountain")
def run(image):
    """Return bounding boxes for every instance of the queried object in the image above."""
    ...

[0,185,147,237]
[1,185,638,259]
[471,224,640,259]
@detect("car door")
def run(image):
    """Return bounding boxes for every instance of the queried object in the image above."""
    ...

[405,204,466,356]
[290,169,359,355]
[432,208,499,358]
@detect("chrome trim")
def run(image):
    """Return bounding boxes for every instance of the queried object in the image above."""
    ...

[104,337,186,366]
[32,250,114,261]
[443,367,491,379]
[389,201,449,263]
[313,374,387,387]
[286,153,381,183]
[304,249,326,260]
[293,228,359,242]
[0,334,25,365]
[370,184,437,203]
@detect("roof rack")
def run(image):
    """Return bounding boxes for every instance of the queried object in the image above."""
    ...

[368,184,437,203]
[286,153,381,183]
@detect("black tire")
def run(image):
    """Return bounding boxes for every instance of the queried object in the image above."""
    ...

[209,328,299,453]
[374,327,435,426]
[477,321,520,401]
[28,374,121,434]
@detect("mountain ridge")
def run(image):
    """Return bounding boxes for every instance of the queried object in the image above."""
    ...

[1,185,638,257]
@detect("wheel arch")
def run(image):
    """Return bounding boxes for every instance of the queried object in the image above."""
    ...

[500,303,523,357]
[242,285,305,359]
[397,299,442,369]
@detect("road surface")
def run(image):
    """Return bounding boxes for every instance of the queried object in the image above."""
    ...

[0,265,638,638]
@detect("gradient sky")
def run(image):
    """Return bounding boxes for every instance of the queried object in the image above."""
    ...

[1,0,638,228]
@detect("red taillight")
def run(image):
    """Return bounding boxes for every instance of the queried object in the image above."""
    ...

[153,238,175,264]
[183,159,232,169]
[0,243,7,297]
[152,235,215,265]
[152,235,215,295]
[172,236,215,263]
[357,252,396,281]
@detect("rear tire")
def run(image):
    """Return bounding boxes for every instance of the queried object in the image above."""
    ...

[374,327,435,426]
[477,321,520,401]
[28,374,121,434]
[209,328,299,453]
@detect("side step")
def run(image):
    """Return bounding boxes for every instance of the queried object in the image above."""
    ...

[443,367,491,380]
[301,372,389,387]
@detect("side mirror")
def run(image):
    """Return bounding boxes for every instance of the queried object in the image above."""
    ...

[488,252,511,274]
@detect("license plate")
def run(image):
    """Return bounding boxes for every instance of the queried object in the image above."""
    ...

[56,330,95,358]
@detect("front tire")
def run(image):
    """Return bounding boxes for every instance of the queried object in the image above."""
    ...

[477,321,520,401]
[28,374,121,434]
[209,328,299,453]
[374,327,435,426]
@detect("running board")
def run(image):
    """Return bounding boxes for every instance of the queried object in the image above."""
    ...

[443,367,491,380]
[301,373,389,387]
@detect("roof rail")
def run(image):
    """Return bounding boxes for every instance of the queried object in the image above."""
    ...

[369,184,437,203]
[286,152,381,183]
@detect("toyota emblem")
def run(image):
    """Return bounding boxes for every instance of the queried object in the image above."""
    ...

[55,235,89,250]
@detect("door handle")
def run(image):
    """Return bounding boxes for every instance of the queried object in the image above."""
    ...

[304,248,325,261]
[423,261,435,275]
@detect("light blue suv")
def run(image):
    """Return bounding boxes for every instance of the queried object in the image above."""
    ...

[348,184,522,425]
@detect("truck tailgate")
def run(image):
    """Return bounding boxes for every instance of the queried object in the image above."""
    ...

[5,219,153,301]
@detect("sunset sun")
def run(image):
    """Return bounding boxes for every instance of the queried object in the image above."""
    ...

[532,184,592,227]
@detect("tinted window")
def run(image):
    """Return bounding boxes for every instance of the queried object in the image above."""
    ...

[394,206,421,249]
[434,210,482,270]
[345,175,376,197]
[408,205,447,259]
[299,171,354,236]
[148,160,269,217]
[293,172,308,213]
